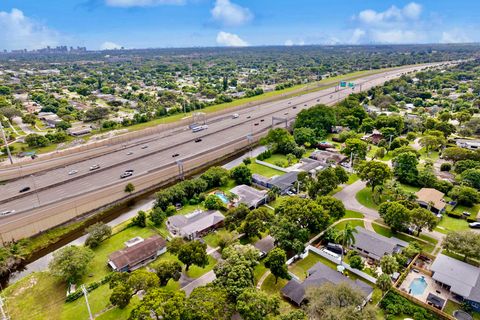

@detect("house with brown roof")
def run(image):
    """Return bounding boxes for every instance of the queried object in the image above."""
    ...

[415,188,446,214]
[166,210,225,240]
[108,235,167,272]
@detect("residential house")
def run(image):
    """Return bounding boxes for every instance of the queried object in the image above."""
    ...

[108,235,167,272]
[430,254,480,312]
[230,184,268,209]
[281,262,374,306]
[252,171,299,195]
[67,126,92,136]
[362,130,384,145]
[350,227,407,261]
[456,139,480,150]
[254,235,275,258]
[415,188,446,214]
[166,210,225,240]
[309,150,348,165]
[38,112,62,128]
[297,158,325,175]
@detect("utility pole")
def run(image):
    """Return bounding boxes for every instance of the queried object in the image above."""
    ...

[0,121,13,165]
[0,295,10,320]
[81,285,93,320]
[388,135,393,150]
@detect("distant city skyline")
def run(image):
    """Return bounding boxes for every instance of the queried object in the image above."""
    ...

[0,0,479,50]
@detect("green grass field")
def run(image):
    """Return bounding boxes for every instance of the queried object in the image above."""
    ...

[436,215,471,234]
[247,162,284,178]
[355,187,379,210]
[334,219,365,231]
[344,210,364,219]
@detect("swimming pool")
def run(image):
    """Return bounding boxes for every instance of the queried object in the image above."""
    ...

[215,192,229,204]
[409,276,428,296]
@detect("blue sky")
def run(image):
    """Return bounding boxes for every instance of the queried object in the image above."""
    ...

[0,0,479,50]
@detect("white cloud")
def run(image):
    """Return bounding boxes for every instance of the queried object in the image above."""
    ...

[357,2,422,25]
[0,8,60,50]
[211,0,253,27]
[284,39,305,46]
[101,41,123,50]
[216,31,248,47]
[440,29,472,44]
[105,0,185,7]
[370,30,423,44]
[349,28,366,44]
[284,39,293,46]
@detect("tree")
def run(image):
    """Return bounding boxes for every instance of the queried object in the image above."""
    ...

[342,138,368,160]
[449,185,480,207]
[0,107,21,120]
[230,165,252,185]
[456,111,472,125]
[84,107,109,121]
[129,288,186,320]
[335,222,357,263]
[84,222,112,248]
[124,183,135,193]
[185,286,233,320]
[21,113,37,125]
[177,240,208,271]
[225,203,251,230]
[461,168,480,190]
[149,207,166,226]
[455,160,480,174]
[356,161,392,192]
[392,152,419,185]
[443,231,480,261]
[200,166,230,188]
[294,104,336,137]
[110,283,132,309]
[240,207,274,239]
[167,237,186,254]
[372,95,395,111]
[127,269,159,293]
[204,194,226,210]
[264,248,290,284]
[293,127,317,146]
[334,166,349,184]
[279,311,307,320]
[349,255,364,270]
[410,208,438,236]
[151,260,182,286]
[305,282,376,320]
[380,255,399,275]
[442,147,478,163]
[236,288,280,320]
[316,196,345,220]
[131,210,147,227]
[25,133,50,148]
[308,167,341,197]
[378,202,410,232]
[419,135,445,153]
[260,128,296,154]
[377,274,392,293]
[49,245,94,283]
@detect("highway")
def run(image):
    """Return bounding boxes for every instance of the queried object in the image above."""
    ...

[0,62,450,240]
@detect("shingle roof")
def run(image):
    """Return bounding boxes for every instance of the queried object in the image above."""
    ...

[281,262,373,306]
[108,235,166,270]
[415,188,446,211]
[269,171,298,190]
[431,254,480,302]
[254,235,275,254]
[351,227,407,260]
[166,210,225,237]
[230,184,267,208]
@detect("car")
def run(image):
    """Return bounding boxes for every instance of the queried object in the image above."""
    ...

[316,99,320,102]
[141,145,148,149]
[304,104,307,106]
[284,112,289,115]
[232,113,239,119]
[288,102,291,104]
[120,171,134,179]
[68,170,78,175]
[127,151,133,155]
[246,116,251,119]
[125,169,134,173]
[194,138,202,143]
[19,187,31,193]
[0,210,15,216]
[260,119,265,122]
[89,164,100,171]
[469,222,480,229]
[463,211,471,217]
[172,153,180,158]
[254,123,259,126]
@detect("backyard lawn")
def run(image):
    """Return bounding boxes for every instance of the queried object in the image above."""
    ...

[202,229,232,248]
[344,210,364,219]
[334,219,365,231]
[247,162,284,178]
[397,183,421,193]
[263,153,298,167]
[355,187,378,210]
[444,300,480,320]
[260,274,295,314]
[347,173,359,185]
[436,215,471,234]
[289,252,337,280]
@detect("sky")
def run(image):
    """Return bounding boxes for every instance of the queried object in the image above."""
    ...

[0,0,479,50]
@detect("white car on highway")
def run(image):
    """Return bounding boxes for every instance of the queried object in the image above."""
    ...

[120,170,134,179]
[89,164,100,171]
[68,170,78,175]
[0,210,15,216]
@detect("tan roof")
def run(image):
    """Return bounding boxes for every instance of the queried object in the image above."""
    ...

[415,188,446,211]
[108,235,166,270]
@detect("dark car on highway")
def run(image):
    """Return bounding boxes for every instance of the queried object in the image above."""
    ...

[19,187,31,193]
[172,153,180,158]
[194,138,202,143]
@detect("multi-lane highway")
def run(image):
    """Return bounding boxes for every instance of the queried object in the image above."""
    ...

[0,62,452,240]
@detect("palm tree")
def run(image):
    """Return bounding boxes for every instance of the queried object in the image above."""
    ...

[335,223,358,264]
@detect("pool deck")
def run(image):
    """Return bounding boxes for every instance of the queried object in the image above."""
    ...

[399,269,452,309]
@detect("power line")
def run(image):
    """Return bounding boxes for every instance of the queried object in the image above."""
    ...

[81,284,93,320]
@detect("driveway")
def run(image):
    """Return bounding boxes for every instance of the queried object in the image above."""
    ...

[334,180,379,218]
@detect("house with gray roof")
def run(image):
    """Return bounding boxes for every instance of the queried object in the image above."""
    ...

[281,262,373,306]
[230,184,268,209]
[268,171,299,194]
[431,254,480,312]
[351,227,407,261]
[254,235,276,258]
[166,210,225,240]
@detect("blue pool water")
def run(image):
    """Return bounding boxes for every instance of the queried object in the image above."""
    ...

[215,192,229,204]
[409,276,428,296]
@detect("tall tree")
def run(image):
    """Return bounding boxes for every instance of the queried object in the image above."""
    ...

[335,222,357,263]
[356,161,392,192]
[49,245,94,283]
[443,231,480,261]
[151,260,182,286]
[380,255,399,275]
[177,240,209,271]
[84,222,112,248]
[264,248,290,284]
[185,286,233,320]
[378,202,410,232]
[392,152,419,185]
[342,138,368,160]
[236,288,280,320]
[410,208,438,236]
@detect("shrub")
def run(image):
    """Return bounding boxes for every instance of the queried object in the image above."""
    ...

[440,163,451,171]
[349,255,364,270]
